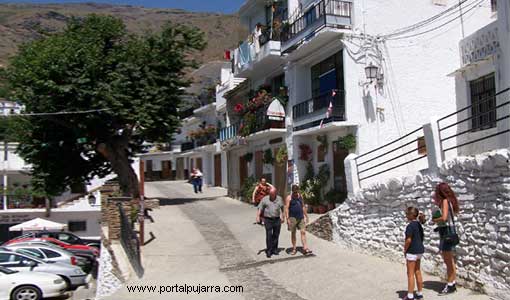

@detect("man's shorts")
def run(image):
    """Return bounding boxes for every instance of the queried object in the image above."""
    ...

[405,253,423,261]
[288,217,305,232]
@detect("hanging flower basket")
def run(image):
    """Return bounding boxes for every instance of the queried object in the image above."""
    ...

[275,145,287,165]
[299,144,312,161]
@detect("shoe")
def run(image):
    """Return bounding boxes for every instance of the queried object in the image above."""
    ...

[272,249,280,255]
[266,251,271,258]
[415,293,423,300]
[438,284,456,296]
[401,296,414,300]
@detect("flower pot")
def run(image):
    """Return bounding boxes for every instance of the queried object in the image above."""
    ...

[312,205,320,214]
[327,203,335,211]
[318,205,327,214]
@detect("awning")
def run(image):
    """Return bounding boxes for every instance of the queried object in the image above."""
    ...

[267,99,285,121]
[9,218,67,232]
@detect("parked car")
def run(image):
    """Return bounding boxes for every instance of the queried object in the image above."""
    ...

[17,231,100,248]
[4,237,99,257]
[0,249,88,289]
[5,244,91,272]
[0,266,67,300]
[3,241,97,271]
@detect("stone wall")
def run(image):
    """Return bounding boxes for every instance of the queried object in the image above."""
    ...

[331,149,510,299]
[96,239,124,299]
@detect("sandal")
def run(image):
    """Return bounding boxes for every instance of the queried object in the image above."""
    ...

[303,249,313,255]
[290,249,297,255]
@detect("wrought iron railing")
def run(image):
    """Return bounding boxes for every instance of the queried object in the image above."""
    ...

[117,202,144,278]
[281,0,353,50]
[180,141,195,152]
[219,106,285,140]
[219,123,240,141]
[293,89,345,120]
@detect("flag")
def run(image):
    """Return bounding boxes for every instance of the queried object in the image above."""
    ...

[320,99,333,129]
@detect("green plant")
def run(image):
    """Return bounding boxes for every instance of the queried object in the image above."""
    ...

[263,148,274,165]
[337,134,356,150]
[275,145,287,165]
[317,135,329,154]
[239,112,256,137]
[301,178,321,206]
[244,152,253,163]
[303,161,314,182]
[317,164,330,203]
[241,176,258,201]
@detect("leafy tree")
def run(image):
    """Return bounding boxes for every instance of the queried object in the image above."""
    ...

[4,15,206,197]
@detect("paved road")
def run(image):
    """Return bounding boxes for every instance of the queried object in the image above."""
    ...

[106,181,490,300]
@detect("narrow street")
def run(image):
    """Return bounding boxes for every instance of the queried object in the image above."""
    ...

[107,181,490,300]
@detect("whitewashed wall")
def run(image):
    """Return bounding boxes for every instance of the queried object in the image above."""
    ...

[331,149,510,300]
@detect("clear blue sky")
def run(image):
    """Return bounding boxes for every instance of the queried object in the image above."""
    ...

[0,0,245,13]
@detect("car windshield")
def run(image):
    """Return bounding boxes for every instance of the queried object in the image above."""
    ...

[0,266,18,274]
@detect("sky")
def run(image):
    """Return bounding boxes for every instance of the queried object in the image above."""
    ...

[0,0,246,13]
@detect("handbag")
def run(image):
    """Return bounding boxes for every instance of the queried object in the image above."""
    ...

[443,202,460,246]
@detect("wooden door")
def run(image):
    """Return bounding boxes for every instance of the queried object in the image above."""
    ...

[176,158,185,180]
[145,160,153,180]
[333,142,349,196]
[214,154,222,186]
[255,151,263,180]
[162,161,171,179]
[239,155,248,188]
[274,148,286,199]
[196,157,203,171]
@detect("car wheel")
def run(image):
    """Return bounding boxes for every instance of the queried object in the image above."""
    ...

[10,285,42,300]
[59,275,72,290]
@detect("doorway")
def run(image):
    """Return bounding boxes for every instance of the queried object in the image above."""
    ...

[214,154,222,186]
[162,161,172,180]
[176,158,185,180]
[333,142,349,198]
[196,157,203,171]
[239,155,248,188]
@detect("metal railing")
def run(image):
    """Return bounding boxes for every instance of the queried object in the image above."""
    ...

[117,202,144,278]
[219,106,285,140]
[355,126,427,183]
[293,89,345,120]
[281,0,352,50]
[437,87,510,154]
[180,141,195,152]
[219,123,240,141]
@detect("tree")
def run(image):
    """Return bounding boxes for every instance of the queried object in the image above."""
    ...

[4,15,206,197]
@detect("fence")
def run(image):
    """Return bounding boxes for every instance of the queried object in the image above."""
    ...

[437,87,510,156]
[354,126,428,185]
[117,202,144,278]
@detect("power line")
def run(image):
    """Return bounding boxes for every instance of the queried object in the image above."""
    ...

[380,0,480,39]
[0,108,111,117]
[385,0,484,41]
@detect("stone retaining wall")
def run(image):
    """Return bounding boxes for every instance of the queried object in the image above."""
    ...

[331,149,510,299]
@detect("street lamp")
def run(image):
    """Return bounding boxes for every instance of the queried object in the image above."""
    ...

[365,63,379,82]
[88,194,96,206]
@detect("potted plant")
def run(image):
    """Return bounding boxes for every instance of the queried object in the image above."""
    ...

[317,135,329,154]
[263,148,274,165]
[336,134,357,151]
[244,152,253,163]
[241,176,258,203]
[275,145,287,165]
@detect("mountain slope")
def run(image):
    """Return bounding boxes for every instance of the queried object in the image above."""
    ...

[0,2,245,66]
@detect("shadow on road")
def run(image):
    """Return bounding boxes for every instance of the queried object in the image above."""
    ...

[158,196,221,206]
[219,254,315,272]
[423,280,446,293]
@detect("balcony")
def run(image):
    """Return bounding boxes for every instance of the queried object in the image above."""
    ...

[219,123,240,142]
[292,90,346,132]
[232,27,283,78]
[281,0,353,56]
[180,141,195,152]
[459,21,499,68]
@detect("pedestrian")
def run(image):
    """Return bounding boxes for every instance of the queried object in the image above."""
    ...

[401,207,426,300]
[252,177,273,224]
[256,187,284,258]
[432,182,460,296]
[190,168,203,193]
[285,184,312,255]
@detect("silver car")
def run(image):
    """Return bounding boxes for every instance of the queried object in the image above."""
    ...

[0,249,88,289]
[5,244,89,268]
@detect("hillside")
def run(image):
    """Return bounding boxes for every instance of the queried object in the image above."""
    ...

[0,2,245,66]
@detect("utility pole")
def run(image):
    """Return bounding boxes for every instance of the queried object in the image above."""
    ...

[138,160,145,246]
[459,0,465,38]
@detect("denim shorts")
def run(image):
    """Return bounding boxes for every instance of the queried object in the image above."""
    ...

[439,238,456,252]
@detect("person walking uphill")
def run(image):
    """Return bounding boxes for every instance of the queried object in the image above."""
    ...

[190,168,203,193]
[256,187,284,258]
[285,184,312,255]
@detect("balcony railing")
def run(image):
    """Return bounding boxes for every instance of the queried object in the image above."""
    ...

[281,0,353,53]
[181,141,195,152]
[219,123,239,141]
[293,89,345,123]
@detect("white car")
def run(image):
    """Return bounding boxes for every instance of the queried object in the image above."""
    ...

[0,266,67,300]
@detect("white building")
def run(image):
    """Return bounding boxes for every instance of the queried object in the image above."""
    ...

[281,0,494,190]
[449,0,510,156]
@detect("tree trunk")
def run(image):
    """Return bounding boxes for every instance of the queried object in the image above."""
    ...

[97,141,140,198]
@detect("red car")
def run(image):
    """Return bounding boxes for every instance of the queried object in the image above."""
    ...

[4,237,99,257]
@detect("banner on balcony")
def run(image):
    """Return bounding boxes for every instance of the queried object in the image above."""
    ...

[267,99,285,121]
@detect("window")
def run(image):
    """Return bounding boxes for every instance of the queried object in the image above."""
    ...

[16,249,44,259]
[41,249,61,258]
[417,137,427,155]
[68,221,87,233]
[311,51,344,97]
[491,0,497,12]
[470,73,496,131]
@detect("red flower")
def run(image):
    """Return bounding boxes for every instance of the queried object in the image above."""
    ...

[234,103,245,114]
